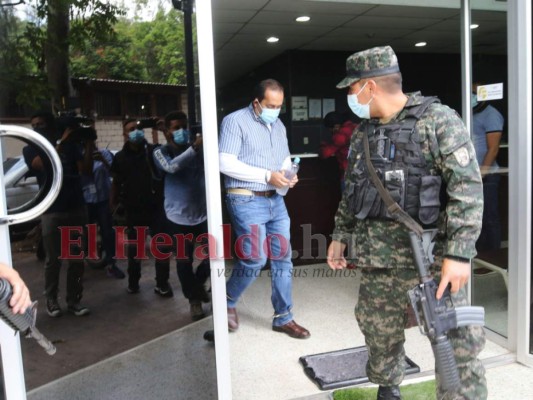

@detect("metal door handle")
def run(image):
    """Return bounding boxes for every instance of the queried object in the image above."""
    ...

[0,125,63,225]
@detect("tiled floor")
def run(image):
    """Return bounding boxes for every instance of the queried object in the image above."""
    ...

[11,250,208,390]
[20,262,533,400]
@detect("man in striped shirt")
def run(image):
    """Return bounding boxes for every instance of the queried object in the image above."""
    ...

[219,79,310,339]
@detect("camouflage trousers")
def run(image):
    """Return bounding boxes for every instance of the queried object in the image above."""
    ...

[355,268,487,400]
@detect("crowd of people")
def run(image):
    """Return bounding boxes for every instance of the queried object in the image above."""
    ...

[9,44,500,400]
[23,109,212,321]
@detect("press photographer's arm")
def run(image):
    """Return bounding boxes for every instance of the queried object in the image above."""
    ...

[0,263,30,314]
[0,264,56,355]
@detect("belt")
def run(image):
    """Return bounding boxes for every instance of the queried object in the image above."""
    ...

[227,188,276,197]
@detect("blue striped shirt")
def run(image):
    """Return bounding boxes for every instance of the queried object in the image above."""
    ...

[219,104,290,191]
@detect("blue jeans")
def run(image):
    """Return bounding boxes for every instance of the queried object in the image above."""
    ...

[225,193,293,327]
[476,174,501,251]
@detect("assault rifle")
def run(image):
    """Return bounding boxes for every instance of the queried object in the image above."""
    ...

[0,279,56,355]
[408,229,484,391]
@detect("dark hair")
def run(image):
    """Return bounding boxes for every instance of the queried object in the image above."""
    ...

[323,112,344,128]
[123,118,136,127]
[252,79,284,102]
[164,110,188,128]
[369,72,403,94]
[30,111,56,130]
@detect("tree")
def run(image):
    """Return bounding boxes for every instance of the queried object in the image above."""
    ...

[70,20,147,81]
[70,7,187,85]
[132,8,187,84]
[1,0,124,113]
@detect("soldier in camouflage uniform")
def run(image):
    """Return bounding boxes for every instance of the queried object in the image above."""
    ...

[327,46,487,400]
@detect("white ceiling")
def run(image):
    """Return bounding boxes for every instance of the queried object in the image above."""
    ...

[211,0,507,86]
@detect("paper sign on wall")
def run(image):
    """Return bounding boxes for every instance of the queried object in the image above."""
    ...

[477,83,503,101]
[292,96,308,109]
[322,98,335,117]
[308,99,322,119]
[292,109,308,121]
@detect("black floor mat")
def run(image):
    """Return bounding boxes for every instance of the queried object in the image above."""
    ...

[299,346,420,391]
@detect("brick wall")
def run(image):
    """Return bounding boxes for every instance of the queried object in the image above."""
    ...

[1,120,169,160]
[95,120,168,151]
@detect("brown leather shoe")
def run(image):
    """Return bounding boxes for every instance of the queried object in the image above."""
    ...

[227,307,239,331]
[272,320,310,339]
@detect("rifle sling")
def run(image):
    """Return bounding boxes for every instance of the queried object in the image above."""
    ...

[362,128,424,237]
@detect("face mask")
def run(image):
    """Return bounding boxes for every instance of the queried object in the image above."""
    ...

[128,129,145,143]
[347,82,373,119]
[172,128,190,145]
[471,94,478,108]
[257,102,281,125]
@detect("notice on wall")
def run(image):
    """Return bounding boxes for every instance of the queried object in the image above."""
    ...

[292,108,308,121]
[308,98,322,119]
[292,96,308,109]
[477,83,504,101]
[322,98,335,117]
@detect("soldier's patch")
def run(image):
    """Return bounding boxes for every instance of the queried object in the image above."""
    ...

[453,146,470,167]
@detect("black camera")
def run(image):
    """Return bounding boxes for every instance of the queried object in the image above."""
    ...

[137,117,160,130]
[190,122,202,136]
[57,112,97,142]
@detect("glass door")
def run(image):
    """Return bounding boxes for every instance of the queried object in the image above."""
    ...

[469,6,509,339]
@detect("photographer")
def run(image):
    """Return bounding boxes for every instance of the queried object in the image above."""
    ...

[23,112,92,318]
[152,111,210,321]
[110,117,171,296]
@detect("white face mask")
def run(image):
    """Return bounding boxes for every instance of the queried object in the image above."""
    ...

[257,102,281,124]
[347,82,374,119]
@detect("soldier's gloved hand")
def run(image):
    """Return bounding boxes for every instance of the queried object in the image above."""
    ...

[437,257,471,299]
[327,240,347,270]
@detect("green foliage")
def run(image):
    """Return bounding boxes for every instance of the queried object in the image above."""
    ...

[1,0,189,113]
[69,0,123,48]
[333,380,436,400]
[70,21,147,81]
[131,9,186,84]
[0,6,47,111]
[71,7,188,84]
[0,0,124,113]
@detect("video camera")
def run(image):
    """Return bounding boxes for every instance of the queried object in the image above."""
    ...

[56,111,97,142]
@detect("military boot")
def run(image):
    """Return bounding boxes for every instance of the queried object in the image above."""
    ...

[377,385,401,400]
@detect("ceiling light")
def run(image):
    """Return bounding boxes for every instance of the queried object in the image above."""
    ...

[415,42,427,47]
[266,36,279,43]
[470,24,479,29]
[295,16,310,23]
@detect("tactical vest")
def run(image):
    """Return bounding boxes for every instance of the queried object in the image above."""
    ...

[348,96,443,226]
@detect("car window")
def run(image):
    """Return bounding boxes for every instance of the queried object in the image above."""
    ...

[3,158,19,174]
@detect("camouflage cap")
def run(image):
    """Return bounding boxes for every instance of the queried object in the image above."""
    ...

[336,46,400,89]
